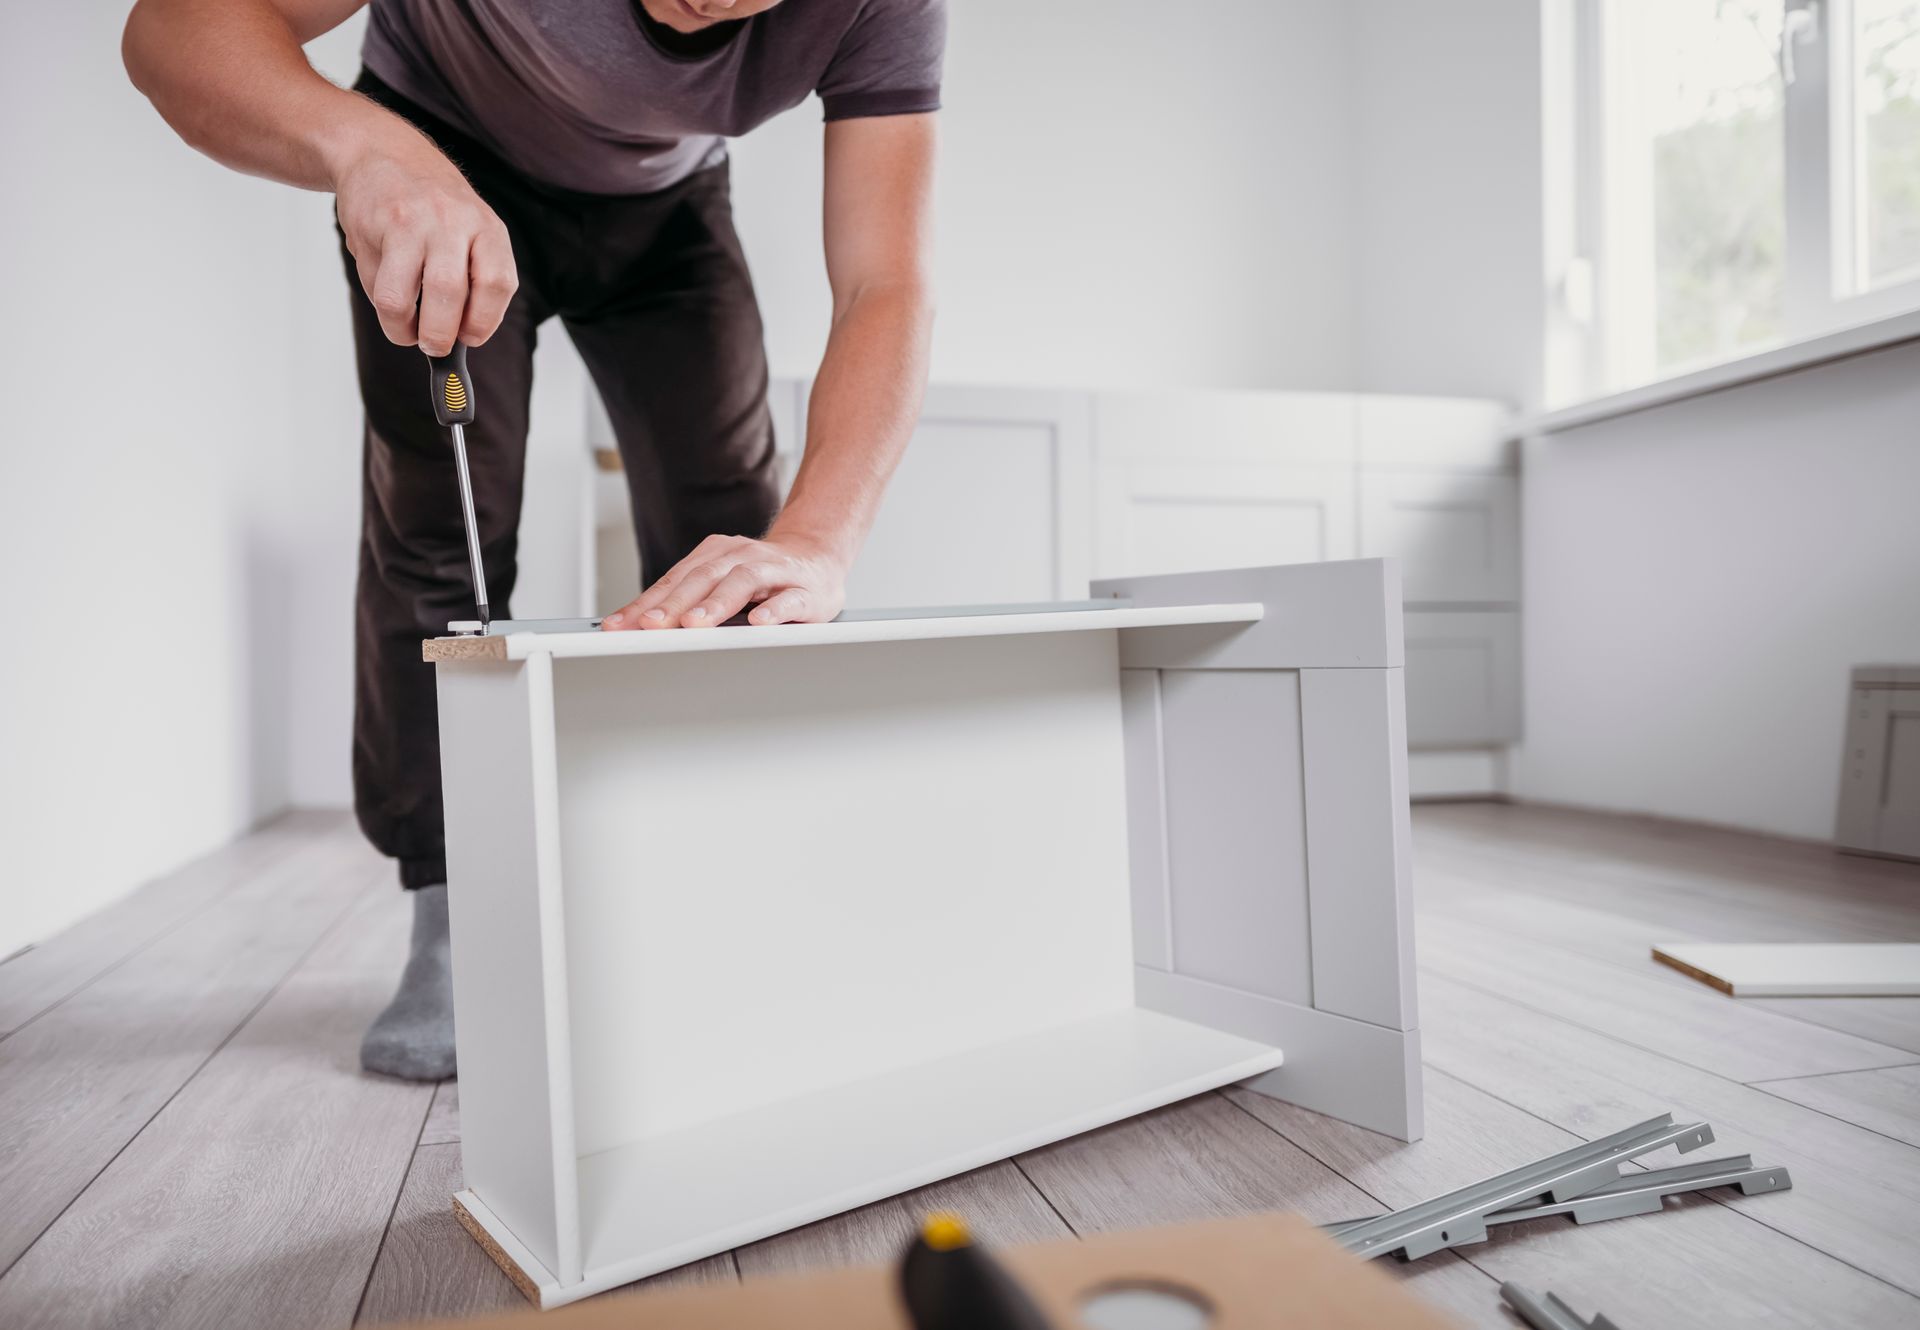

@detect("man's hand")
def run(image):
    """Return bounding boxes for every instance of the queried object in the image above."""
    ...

[601,532,849,630]
[123,0,515,358]
[334,134,518,356]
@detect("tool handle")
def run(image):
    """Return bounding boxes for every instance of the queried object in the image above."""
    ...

[427,344,475,426]
[898,1216,1053,1330]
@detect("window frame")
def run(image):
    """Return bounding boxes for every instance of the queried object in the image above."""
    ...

[1545,0,1920,410]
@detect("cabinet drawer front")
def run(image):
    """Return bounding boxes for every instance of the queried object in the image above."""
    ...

[1361,472,1518,605]
[1403,611,1521,747]
[1096,463,1357,579]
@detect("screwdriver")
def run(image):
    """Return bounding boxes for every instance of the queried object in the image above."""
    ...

[426,344,489,631]
[898,1213,1053,1330]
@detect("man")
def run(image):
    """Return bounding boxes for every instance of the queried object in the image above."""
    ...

[124,0,941,1080]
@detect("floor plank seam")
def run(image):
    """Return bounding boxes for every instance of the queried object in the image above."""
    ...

[1213,1088,1504,1291]
[1008,1155,1081,1239]
[1212,1089,1393,1212]
[0,822,357,1046]
[1419,890,1920,1055]
[1740,1081,1920,1153]
[1695,1189,1920,1303]
[0,865,382,1287]
[1746,1061,1920,1085]
[1425,968,1826,1091]
[352,1080,442,1326]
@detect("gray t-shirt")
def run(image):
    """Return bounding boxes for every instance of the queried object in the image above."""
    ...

[361,0,946,195]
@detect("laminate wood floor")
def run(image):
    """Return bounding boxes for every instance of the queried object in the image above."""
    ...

[1,803,1916,1328]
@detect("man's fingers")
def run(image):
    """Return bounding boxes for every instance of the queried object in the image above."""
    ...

[603,536,751,629]
[650,562,737,627]
[695,564,780,627]
[368,234,427,347]
[748,590,809,626]
[416,244,471,358]
[460,223,518,347]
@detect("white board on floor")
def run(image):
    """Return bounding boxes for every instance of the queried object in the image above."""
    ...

[1652,943,1920,996]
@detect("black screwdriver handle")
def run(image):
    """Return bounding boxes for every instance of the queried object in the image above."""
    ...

[427,344,476,426]
[899,1214,1053,1330]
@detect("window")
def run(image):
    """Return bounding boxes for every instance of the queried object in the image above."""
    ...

[1848,0,1920,289]
[1549,0,1920,404]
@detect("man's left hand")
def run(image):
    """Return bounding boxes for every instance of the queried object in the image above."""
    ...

[601,532,849,630]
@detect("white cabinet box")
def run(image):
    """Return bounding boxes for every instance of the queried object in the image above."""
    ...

[426,559,1420,1307]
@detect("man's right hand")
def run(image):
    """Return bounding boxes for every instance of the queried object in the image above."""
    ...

[332,132,519,357]
[123,0,517,356]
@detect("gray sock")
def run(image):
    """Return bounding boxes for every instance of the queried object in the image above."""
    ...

[361,883,457,1081]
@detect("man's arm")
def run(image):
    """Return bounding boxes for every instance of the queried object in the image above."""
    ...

[603,112,937,630]
[123,0,516,355]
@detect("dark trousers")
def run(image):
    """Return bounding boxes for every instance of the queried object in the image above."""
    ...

[347,73,780,888]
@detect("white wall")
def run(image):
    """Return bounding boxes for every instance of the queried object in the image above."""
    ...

[1351,0,1545,408]
[1340,0,1920,841]
[1,4,305,956]
[733,0,1361,393]
[1516,342,1920,839]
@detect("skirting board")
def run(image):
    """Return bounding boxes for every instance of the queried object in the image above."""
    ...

[455,1008,1284,1308]
[1653,943,1920,996]
[1407,749,1508,801]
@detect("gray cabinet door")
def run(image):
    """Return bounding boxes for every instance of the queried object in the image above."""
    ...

[1403,611,1522,748]
[1836,671,1920,861]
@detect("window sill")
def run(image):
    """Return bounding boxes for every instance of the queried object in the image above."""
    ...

[1527,305,1920,435]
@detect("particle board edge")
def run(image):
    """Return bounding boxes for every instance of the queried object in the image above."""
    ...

[1650,945,1736,995]
[454,1192,546,1307]
[425,636,511,663]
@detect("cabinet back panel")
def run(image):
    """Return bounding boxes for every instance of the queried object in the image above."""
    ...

[550,631,1134,1156]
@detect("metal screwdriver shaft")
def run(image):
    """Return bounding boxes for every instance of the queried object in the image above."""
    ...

[447,422,489,627]
[427,344,489,629]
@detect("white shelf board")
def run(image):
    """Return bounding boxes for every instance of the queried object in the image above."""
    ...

[466,603,1264,662]
[474,1007,1283,1306]
[1654,942,1920,997]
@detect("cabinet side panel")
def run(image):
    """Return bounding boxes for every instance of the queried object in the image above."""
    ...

[1119,669,1172,970]
[1136,968,1423,1141]
[438,661,576,1284]
[1158,670,1313,1007]
[1300,668,1417,1031]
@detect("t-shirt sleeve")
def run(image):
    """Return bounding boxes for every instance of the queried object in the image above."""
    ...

[816,0,947,122]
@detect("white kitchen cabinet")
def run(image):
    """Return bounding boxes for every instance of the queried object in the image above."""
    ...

[425,559,1420,1306]
[582,378,1520,777]
[799,383,1093,609]
[1357,395,1517,471]
[1360,472,1519,605]
[1095,461,1357,578]
[1402,611,1522,748]
[1092,389,1357,579]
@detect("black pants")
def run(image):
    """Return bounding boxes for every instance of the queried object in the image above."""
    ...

[347,73,780,888]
